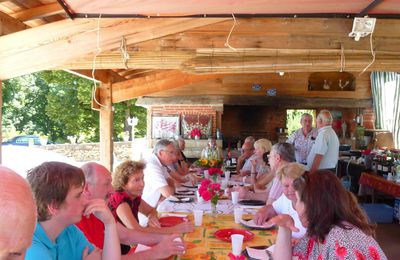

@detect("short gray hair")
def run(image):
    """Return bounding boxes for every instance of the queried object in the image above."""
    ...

[154,139,174,154]
[301,113,313,122]
[244,136,255,144]
[272,143,295,163]
[317,110,333,124]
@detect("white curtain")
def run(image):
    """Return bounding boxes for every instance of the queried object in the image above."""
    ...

[371,72,400,148]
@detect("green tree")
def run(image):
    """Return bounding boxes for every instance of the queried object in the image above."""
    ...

[2,70,147,143]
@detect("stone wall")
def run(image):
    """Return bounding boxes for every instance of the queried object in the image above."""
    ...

[39,141,134,162]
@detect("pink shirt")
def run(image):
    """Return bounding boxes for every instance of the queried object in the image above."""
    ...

[267,176,283,204]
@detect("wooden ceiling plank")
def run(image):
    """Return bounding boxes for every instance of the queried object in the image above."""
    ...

[0,17,228,80]
[11,3,64,21]
[0,10,27,35]
[111,70,219,103]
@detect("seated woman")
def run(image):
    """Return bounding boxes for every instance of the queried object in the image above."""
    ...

[269,170,387,260]
[253,163,307,240]
[108,160,194,255]
[233,138,272,183]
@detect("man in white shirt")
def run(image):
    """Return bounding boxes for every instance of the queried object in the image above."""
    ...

[142,139,178,209]
[307,110,340,173]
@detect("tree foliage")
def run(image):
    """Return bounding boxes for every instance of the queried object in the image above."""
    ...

[2,71,147,143]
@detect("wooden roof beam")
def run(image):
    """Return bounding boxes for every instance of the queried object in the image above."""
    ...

[11,3,65,22]
[0,10,27,36]
[111,70,220,103]
[0,17,228,80]
[67,69,126,83]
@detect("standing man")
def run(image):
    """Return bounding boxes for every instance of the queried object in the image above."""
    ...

[76,162,186,259]
[286,113,318,164]
[25,162,120,260]
[0,166,36,260]
[307,110,340,173]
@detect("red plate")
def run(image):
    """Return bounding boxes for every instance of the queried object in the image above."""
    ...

[214,228,254,242]
[158,216,187,227]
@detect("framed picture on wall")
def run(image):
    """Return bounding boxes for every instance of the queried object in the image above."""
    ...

[152,115,180,139]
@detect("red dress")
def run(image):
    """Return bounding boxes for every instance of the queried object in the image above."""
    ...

[108,191,142,255]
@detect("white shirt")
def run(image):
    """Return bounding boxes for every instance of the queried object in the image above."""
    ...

[306,125,339,170]
[142,153,169,208]
[272,194,307,238]
[241,154,258,173]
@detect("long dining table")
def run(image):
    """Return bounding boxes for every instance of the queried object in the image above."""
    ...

[155,178,276,259]
[170,213,277,260]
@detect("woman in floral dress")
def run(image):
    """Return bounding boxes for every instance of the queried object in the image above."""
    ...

[269,170,387,260]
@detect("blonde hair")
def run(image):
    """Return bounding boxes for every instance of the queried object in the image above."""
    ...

[254,139,272,153]
[112,160,145,191]
[277,162,307,181]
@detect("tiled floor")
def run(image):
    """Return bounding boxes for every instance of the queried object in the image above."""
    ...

[376,222,400,260]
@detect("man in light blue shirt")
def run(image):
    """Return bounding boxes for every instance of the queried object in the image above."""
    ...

[307,110,340,173]
[25,162,120,260]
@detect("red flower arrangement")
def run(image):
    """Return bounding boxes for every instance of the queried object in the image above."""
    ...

[208,167,223,176]
[190,128,201,139]
[198,179,221,204]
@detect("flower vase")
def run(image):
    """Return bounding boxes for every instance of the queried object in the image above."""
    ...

[211,200,218,217]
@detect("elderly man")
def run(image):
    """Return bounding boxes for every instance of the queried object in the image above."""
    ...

[26,162,120,260]
[0,166,36,260]
[76,162,186,259]
[236,141,256,176]
[237,143,295,205]
[142,139,179,208]
[286,113,318,164]
[307,110,340,173]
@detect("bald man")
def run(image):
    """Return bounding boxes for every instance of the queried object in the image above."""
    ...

[0,166,36,259]
[306,110,340,173]
[77,162,186,259]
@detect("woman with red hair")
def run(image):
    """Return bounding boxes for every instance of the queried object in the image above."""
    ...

[269,170,387,259]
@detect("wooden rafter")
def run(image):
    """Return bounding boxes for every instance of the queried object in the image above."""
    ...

[11,3,65,22]
[0,10,27,35]
[111,70,220,103]
[0,17,229,80]
[56,48,400,73]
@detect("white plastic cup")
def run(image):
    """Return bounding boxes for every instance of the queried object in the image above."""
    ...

[196,190,204,203]
[225,170,231,180]
[204,170,210,179]
[193,209,203,226]
[234,207,243,224]
[231,191,239,204]
[231,234,244,256]
[221,180,228,189]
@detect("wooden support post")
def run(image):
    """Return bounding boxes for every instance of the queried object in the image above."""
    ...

[99,81,113,171]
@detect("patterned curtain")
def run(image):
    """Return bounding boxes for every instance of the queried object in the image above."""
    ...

[371,72,400,148]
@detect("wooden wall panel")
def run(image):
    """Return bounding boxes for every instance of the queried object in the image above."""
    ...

[150,72,371,100]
